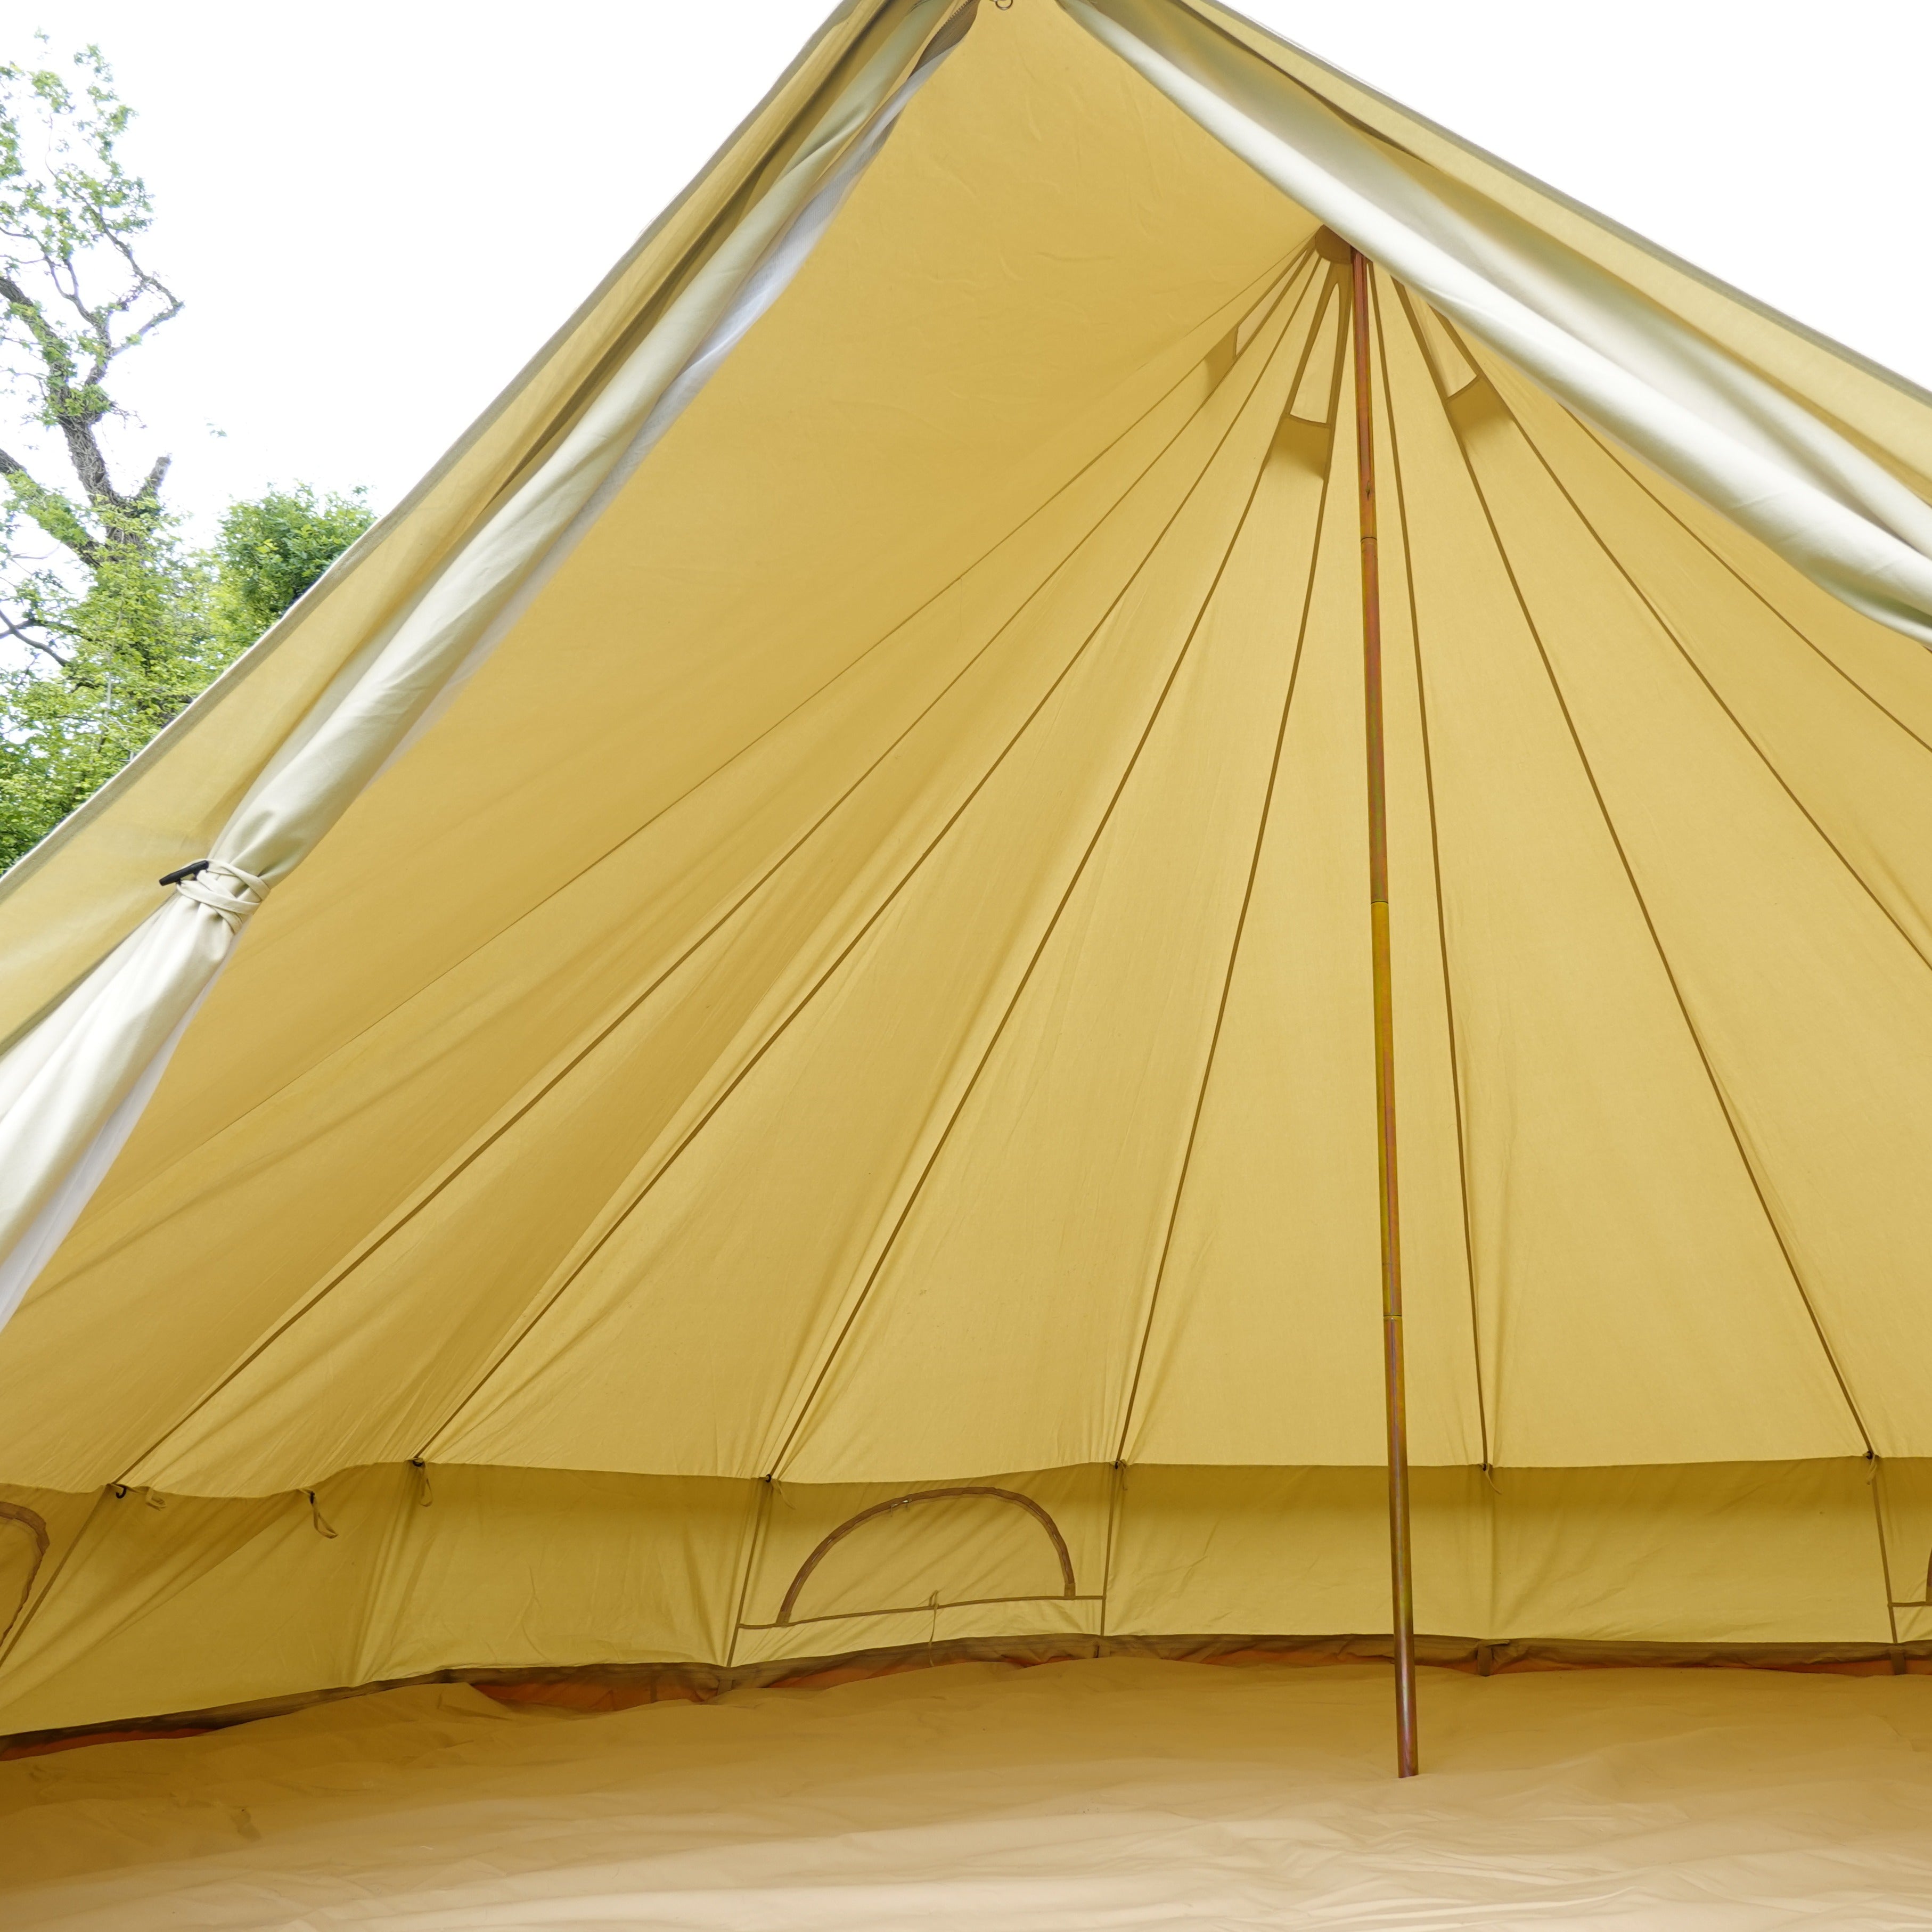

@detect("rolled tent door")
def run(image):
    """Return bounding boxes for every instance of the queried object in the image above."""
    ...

[0,0,977,1328]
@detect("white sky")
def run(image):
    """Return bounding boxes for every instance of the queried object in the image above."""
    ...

[6,0,1928,534]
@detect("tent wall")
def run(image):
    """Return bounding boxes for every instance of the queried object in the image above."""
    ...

[0,0,989,1327]
[0,0,971,1055]
[2,1460,1928,1739]
[2,2,1931,1745]
[10,208,1929,1495]
[1183,0,1932,502]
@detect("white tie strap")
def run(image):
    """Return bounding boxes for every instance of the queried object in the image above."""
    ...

[169,861,269,932]
[0,0,974,1332]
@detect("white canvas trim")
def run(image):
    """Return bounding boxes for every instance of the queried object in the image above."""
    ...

[1063,0,1932,648]
[0,0,972,1328]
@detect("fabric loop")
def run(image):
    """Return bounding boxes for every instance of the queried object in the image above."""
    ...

[174,861,270,934]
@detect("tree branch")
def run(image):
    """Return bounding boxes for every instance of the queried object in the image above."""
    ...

[0,604,73,665]
[0,267,166,546]
[0,440,104,568]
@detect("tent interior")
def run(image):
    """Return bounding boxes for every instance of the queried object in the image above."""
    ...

[11,1661,1932,1927]
[4,0,1932,1908]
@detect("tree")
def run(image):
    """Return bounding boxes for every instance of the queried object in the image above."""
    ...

[1,40,181,657]
[209,484,373,657]
[0,44,374,872]
[0,482,375,869]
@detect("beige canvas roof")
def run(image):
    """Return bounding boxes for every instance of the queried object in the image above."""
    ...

[2,0,1931,1743]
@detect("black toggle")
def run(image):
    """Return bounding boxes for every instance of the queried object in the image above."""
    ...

[158,858,212,887]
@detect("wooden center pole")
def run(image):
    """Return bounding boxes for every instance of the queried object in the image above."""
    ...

[1350,245,1419,1779]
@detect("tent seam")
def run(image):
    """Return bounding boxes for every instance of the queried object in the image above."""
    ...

[1182,0,1932,424]
[725,1477,777,1666]
[414,295,1316,1469]
[1870,1462,1902,1647]
[762,310,1311,1481]
[84,249,1312,1271]
[1567,422,1932,765]
[1380,280,1491,1473]
[1110,261,1346,1469]
[0,0,958,926]
[1474,351,1932,987]
[110,261,1315,1489]
[1435,351,1878,1461]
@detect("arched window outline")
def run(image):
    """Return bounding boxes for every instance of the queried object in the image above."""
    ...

[767,1485,1079,1628]
[0,1502,50,1644]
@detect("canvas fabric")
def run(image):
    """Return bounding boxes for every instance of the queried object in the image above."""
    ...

[0,0,1930,1738]
[9,1660,1932,1926]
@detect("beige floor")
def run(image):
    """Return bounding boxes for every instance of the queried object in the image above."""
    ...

[5,1657,1932,1927]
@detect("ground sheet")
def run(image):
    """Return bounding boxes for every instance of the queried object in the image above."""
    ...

[5,1658,1932,1927]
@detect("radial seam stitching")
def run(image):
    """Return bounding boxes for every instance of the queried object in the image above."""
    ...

[88,243,1319,1246]
[1382,283,1492,1473]
[763,327,1307,1480]
[118,258,1323,1485]
[1460,338,1932,984]
[1566,416,1932,762]
[418,294,1318,1466]
[1436,352,1877,1458]
[1110,265,1348,1470]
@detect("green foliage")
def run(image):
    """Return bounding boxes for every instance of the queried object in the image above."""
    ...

[0,486,374,870]
[0,40,181,565]
[209,484,372,656]
[0,517,214,866]
[0,43,378,873]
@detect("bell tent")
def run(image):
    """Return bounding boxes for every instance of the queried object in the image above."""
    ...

[2,0,1932,1772]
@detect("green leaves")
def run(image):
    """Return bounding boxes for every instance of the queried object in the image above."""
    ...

[0,514,210,866]
[0,486,376,870]
[0,41,380,870]
[0,40,179,446]
[210,485,375,656]
[0,41,382,872]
